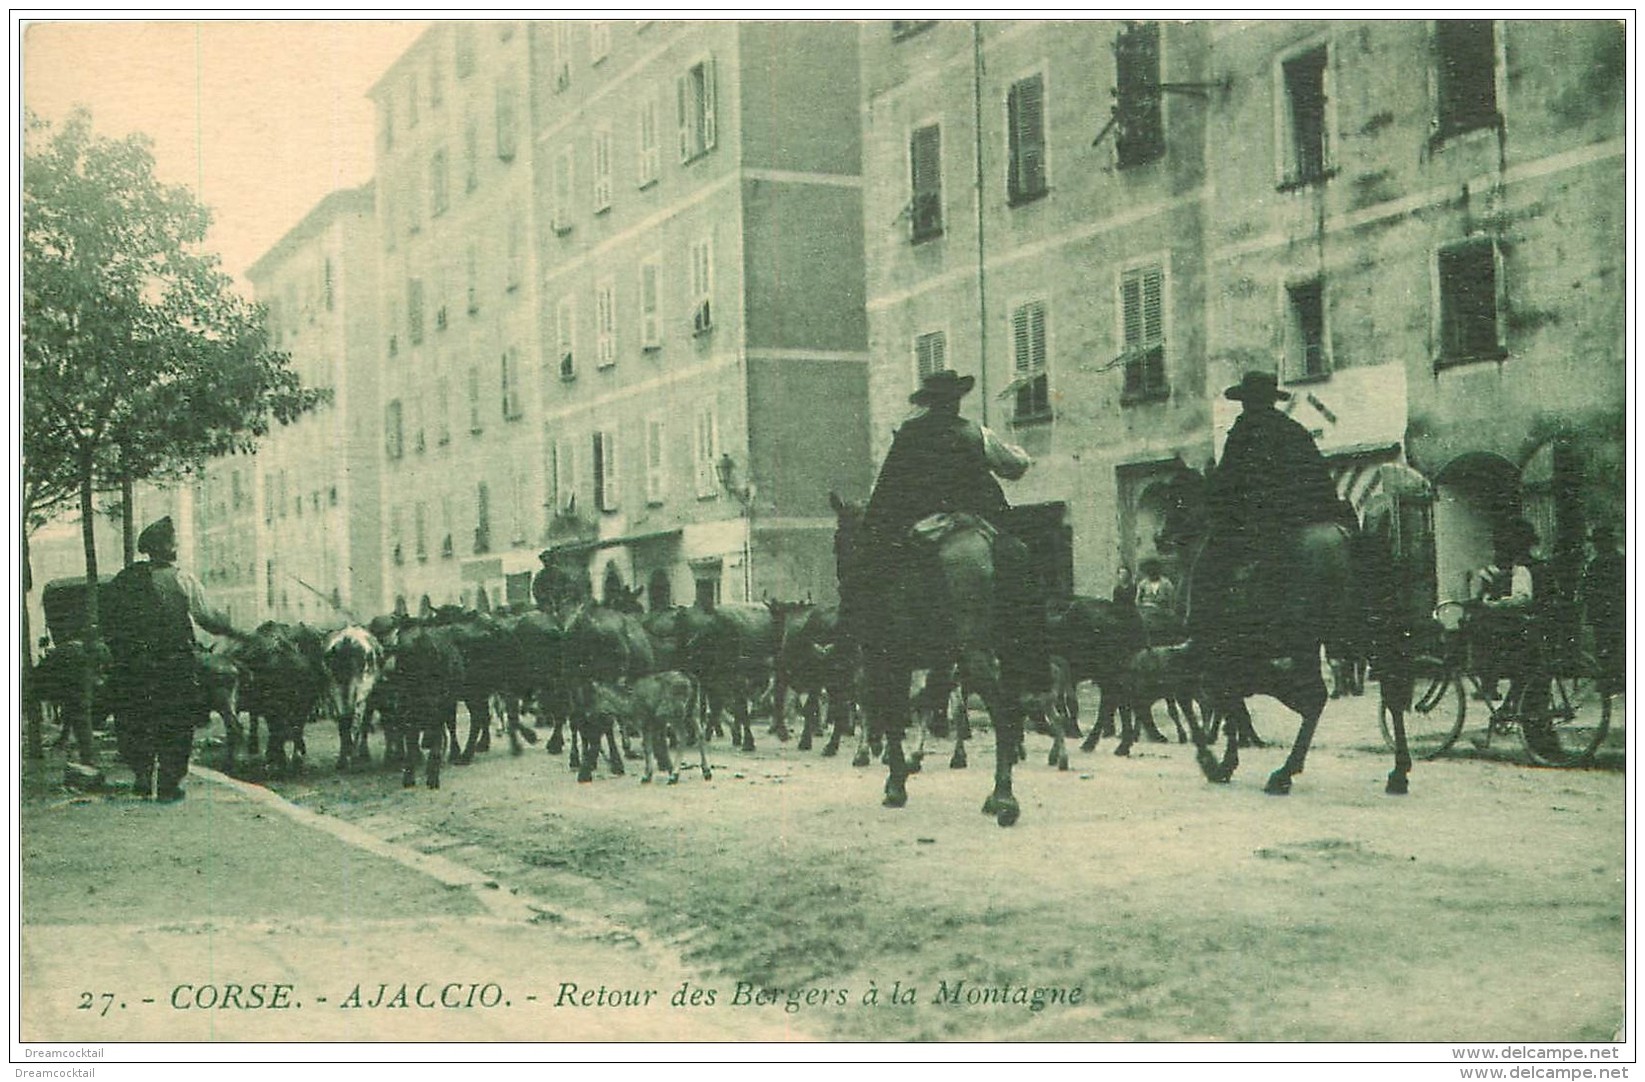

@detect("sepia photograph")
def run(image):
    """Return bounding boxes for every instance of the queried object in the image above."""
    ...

[12,14,1633,1067]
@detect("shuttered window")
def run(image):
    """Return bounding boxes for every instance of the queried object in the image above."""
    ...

[1121,265,1167,400]
[596,279,616,367]
[407,278,424,344]
[1286,279,1328,379]
[1007,73,1048,205]
[1010,301,1049,422]
[689,239,713,335]
[677,58,717,162]
[593,430,620,512]
[592,127,613,212]
[553,435,581,516]
[468,366,483,433]
[639,257,662,350]
[646,416,667,505]
[1434,20,1498,139]
[1437,238,1503,366]
[694,408,720,498]
[637,98,661,187]
[909,123,943,243]
[915,330,947,382]
[385,399,404,459]
[1281,46,1330,188]
[1114,22,1164,169]
[552,147,574,234]
[501,347,523,420]
[557,297,576,380]
[474,482,492,554]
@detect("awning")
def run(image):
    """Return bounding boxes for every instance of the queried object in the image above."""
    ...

[1324,442,1404,520]
[546,527,684,556]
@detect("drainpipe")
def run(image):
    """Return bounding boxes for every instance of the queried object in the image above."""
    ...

[972,20,989,426]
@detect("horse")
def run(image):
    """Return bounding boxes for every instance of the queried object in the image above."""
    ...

[830,492,1041,827]
[1156,468,1413,794]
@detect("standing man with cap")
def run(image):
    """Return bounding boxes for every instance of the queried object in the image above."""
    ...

[103,516,242,801]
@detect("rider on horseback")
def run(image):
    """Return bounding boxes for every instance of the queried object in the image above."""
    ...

[850,369,1048,691]
[1191,371,1349,661]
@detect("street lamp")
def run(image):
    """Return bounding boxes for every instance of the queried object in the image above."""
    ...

[716,453,756,600]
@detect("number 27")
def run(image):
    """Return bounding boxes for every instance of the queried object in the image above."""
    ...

[76,992,115,1016]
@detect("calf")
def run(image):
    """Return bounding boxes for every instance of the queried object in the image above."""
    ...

[591,671,709,784]
[324,626,383,770]
[1113,642,1201,757]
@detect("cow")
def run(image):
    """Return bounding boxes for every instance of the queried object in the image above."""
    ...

[232,622,330,776]
[561,601,657,783]
[590,671,709,784]
[324,626,383,770]
[770,602,859,756]
[688,602,779,751]
[375,622,463,789]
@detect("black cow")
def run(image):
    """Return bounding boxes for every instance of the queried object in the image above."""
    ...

[770,602,858,756]
[688,603,779,751]
[376,622,463,789]
[232,622,330,776]
[561,602,656,782]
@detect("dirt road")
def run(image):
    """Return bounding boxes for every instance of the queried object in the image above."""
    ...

[259,688,1626,1044]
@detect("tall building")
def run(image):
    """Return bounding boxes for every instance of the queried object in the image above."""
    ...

[862,18,1626,604]
[862,19,1218,596]
[229,183,383,625]
[369,21,542,613]
[1207,19,1626,602]
[528,20,871,607]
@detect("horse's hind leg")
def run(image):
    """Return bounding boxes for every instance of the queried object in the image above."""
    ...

[1381,667,1415,795]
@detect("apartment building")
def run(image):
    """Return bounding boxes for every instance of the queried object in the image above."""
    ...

[529,20,871,607]
[1207,19,1626,602]
[369,21,542,613]
[234,183,383,624]
[862,19,1218,595]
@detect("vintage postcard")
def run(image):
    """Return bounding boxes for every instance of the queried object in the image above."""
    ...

[14,15,1632,1069]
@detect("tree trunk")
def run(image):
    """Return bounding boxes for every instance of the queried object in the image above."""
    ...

[21,526,42,761]
[121,472,135,567]
[75,457,99,765]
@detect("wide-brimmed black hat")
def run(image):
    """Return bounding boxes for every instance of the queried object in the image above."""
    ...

[910,369,975,406]
[1224,370,1291,404]
[137,516,176,556]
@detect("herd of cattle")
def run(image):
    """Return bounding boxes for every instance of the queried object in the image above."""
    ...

[35,590,1248,793]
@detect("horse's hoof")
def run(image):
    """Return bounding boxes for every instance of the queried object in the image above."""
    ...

[1057,751,1070,771]
[741,738,755,753]
[520,727,539,745]
[774,729,791,743]
[852,750,871,768]
[950,749,967,770]
[641,774,653,784]
[883,783,908,809]
[1264,772,1293,795]
[995,799,1020,827]
[428,778,440,790]
[1080,737,1098,753]
[907,753,923,775]
[577,770,594,784]
[547,735,564,755]
[402,774,416,789]
[1114,742,1133,758]
[822,741,839,758]
[1385,772,1409,796]
[798,735,813,752]
[611,762,626,777]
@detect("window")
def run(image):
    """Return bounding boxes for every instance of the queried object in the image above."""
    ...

[506,205,524,291]
[694,407,720,498]
[383,197,397,253]
[436,377,452,444]
[431,150,450,216]
[677,58,717,162]
[915,330,948,383]
[501,347,523,419]
[468,366,484,433]
[323,258,334,311]
[689,238,713,335]
[637,98,661,187]
[380,99,395,153]
[455,22,476,78]
[404,172,421,235]
[1437,238,1503,366]
[429,58,444,108]
[645,416,667,504]
[389,506,402,565]
[1121,264,1167,400]
[496,78,518,162]
[1280,45,1330,188]
[1007,73,1048,205]
[387,299,400,357]
[407,74,419,129]
[593,430,620,512]
[466,244,480,315]
[441,495,454,557]
[1010,301,1050,422]
[557,297,576,379]
[909,123,943,243]
[1114,22,1164,169]
[475,482,492,554]
[553,435,581,516]
[552,24,572,92]
[639,257,662,350]
[414,502,428,562]
[1286,279,1328,380]
[407,278,424,345]
[1434,20,1498,140]
[590,20,610,63]
[891,20,936,40]
[509,468,528,546]
[695,575,721,611]
[463,118,479,193]
[412,394,426,453]
[596,279,617,367]
[385,399,404,459]
[592,128,613,212]
[552,147,575,234]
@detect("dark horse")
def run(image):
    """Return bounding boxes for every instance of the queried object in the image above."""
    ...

[831,492,1032,826]
[1157,468,1417,795]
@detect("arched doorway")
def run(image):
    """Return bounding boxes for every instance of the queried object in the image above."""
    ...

[647,569,674,611]
[1432,451,1521,603]
[602,560,626,604]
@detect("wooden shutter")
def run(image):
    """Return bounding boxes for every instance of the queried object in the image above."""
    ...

[700,58,717,151]
[557,297,575,378]
[910,124,943,240]
[640,260,660,348]
[916,331,946,381]
[1008,75,1046,201]
[646,417,666,504]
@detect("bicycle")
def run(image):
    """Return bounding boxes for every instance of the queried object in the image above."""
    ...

[1379,599,1614,767]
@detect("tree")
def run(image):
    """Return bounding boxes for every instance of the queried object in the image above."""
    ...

[23,107,327,763]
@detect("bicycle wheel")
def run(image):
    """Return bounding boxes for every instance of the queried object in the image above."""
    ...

[1380,655,1465,759]
[1523,650,1613,767]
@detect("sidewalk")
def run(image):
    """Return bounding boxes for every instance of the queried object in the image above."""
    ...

[18,748,808,1047]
